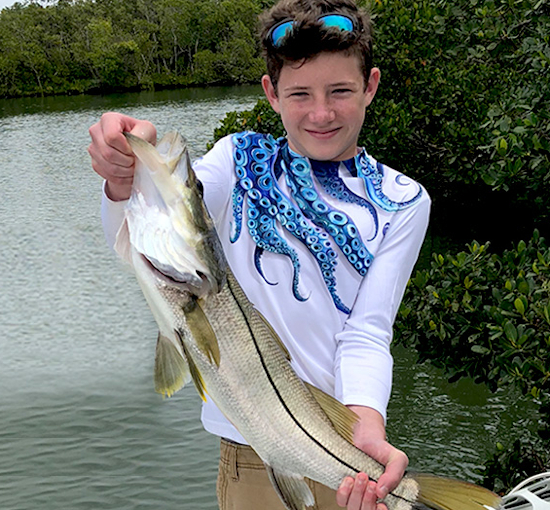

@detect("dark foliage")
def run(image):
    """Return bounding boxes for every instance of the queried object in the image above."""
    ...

[0,0,267,97]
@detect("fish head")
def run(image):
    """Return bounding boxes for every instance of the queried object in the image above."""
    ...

[115,131,226,297]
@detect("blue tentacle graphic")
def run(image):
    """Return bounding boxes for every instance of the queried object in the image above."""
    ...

[281,145,374,281]
[345,154,422,212]
[230,133,423,315]
[233,133,309,303]
[253,246,278,286]
[230,184,246,243]
[248,201,306,301]
[311,159,379,241]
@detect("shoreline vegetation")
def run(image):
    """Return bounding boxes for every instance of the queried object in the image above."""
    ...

[3,0,548,492]
[0,0,268,99]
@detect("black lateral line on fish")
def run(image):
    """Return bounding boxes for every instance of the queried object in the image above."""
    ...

[227,280,415,507]
[225,278,363,478]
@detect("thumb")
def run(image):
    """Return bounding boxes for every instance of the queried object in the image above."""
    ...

[128,120,157,145]
[376,448,408,500]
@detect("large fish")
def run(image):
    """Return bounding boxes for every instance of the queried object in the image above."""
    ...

[114,131,502,510]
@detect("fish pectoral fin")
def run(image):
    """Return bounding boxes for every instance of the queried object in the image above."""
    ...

[182,298,221,367]
[154,332,191,397]
[256,310,291,361]
[175,329,208,402]
[264,465,315,510]
[304,383,359,445]
[114,218,133,265]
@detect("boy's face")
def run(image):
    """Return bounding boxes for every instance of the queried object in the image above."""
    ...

[262,52,379,161]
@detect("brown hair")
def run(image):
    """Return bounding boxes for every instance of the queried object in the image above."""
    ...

[259,0,374,92]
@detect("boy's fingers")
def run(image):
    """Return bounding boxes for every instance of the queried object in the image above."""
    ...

[88,114,157,182]
[361,480,378,510]
[92,113,157,158]
[347,473,368,509]
[88,137,134,177]
[97,113,134,155]
[336,476,354,507]
[337,473,383,510]
[100,113,155,153]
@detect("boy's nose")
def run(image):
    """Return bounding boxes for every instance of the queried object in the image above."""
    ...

[308,99,336,124]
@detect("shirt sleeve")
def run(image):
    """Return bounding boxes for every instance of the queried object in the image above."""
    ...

[100,181,128,251]
[192,135,235,226]
[333,188,431,422]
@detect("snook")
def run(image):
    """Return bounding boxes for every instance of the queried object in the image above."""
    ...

[114,131,502,510]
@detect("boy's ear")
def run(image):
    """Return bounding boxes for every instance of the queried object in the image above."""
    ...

[261,75,281,114]
[364,67,381,107]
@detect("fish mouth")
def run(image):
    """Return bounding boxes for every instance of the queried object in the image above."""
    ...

[141,254,209,296]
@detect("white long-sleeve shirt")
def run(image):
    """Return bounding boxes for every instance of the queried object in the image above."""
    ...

[102,132,430,444]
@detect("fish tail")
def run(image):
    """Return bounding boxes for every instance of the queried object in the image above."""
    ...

[411,473,502,510]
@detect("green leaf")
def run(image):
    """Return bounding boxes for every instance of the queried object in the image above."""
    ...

[471,345,490,354]
[518,280,530,295]
[504,321,518,342]
[514,298,525,315]
[497,137,508,156]
[399,306,411,318]
[533,134,543,150]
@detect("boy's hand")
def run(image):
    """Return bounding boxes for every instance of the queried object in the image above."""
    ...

[336,406,408,510]
[88,112,157,201]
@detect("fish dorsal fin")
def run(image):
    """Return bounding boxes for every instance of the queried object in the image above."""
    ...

[174,329,208,402]
[264,464,314,510]
[154,332,190,397]
[304,383,359,444]
[182,297,221,367]
[256,310,291,361]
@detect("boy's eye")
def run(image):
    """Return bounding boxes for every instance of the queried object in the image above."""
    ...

[333,88,352,94]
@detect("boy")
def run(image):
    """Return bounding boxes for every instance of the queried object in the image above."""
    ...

[88,1,431,509]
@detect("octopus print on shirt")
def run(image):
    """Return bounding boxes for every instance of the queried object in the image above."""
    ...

[230,131,423,314]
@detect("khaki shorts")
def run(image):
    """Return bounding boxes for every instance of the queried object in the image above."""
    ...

[217,438,341,510]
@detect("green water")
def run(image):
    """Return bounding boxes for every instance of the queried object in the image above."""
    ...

[0,86,537,509]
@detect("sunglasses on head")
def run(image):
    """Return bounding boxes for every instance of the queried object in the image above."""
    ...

[268,13,356,48]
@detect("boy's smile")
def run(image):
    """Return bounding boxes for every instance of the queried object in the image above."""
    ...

[262,52,380,162]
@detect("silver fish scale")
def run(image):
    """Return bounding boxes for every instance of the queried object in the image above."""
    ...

[158,274,420,510]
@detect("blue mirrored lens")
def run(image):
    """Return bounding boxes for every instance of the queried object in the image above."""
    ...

[271,21,295,46]
[269,14,354,47]
[318,14,354,32]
